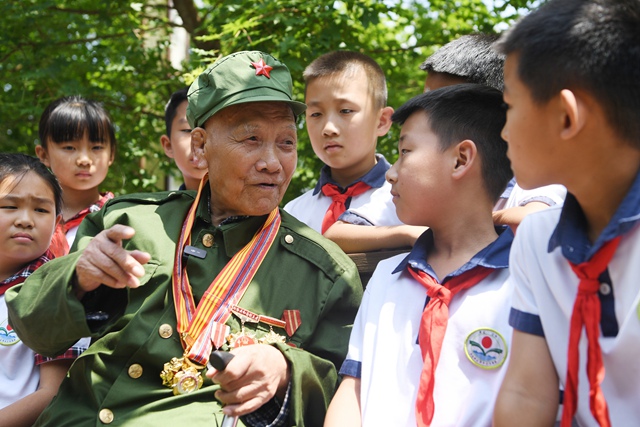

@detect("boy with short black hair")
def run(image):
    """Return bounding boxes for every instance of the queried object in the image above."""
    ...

[325,83,514,427]
[284,50,394,234]
[420,33,504,92]
[160,87,206,190]
[493,1,640,426]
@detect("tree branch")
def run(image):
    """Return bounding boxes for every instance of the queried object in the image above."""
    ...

[171,0,219,53]
[1,32,131,63]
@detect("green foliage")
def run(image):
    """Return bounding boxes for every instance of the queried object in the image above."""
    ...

[0,0,179,194]
[0,0,539,201]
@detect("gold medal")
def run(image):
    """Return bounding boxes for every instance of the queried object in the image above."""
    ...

[259,327,287,345]
[227,327,257,348]
[160,355,205,395]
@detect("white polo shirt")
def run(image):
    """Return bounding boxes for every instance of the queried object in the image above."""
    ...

[284,154,391,233]
[508,172,640,427]
[338,183,402,226]
[341,227,514,427]
[0,294,39,409]
[493,178,566,211]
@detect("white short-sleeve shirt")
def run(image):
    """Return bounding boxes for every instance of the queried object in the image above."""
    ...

[0,295,39,409]
[508,174,640,427]
[494,178,566,211]
[339,183,402,226]
[342,227,514,427]
[284,155,391,233]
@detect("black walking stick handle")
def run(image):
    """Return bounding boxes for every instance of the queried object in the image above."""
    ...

[208,351,238,427]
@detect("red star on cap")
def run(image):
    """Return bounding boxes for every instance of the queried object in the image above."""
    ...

[251,58,273,79]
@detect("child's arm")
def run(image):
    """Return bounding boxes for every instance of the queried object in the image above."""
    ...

[493,330,559,427]
[324,376,362,427]
[492,201,550,231]
[0,359,72,427]
[323,221,425,253]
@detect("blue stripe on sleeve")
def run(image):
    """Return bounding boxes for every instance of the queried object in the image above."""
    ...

[339,359,362,378]
[509,308,545,336]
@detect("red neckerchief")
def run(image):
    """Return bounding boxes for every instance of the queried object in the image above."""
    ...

[408,265,494,427]
[62,192,114,233]
[320,182,371,234]
[561,236,621,427]
[50,192,114,257]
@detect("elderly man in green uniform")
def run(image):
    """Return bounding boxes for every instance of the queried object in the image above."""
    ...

[6,51,362,426]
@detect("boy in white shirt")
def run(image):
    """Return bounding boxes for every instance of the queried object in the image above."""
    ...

[325,83,514,426]
[494,1,640,426]
[284,51,393,234]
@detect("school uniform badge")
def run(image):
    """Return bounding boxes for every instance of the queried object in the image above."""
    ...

[464,328,508,369]
[0,320,19,346]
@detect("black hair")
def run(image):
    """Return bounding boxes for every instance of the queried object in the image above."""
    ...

[495,0,640,145]
[0,153,63,216]
[164,87,189,135]
[420,34,504,91]
[38,95,117,152]
[392,83,512,202]
[303,50,388,109]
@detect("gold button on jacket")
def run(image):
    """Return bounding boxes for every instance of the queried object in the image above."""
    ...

[128,364,143,379]
[202,233,214,247]
[158,324,173,339]
[99,408,114,424]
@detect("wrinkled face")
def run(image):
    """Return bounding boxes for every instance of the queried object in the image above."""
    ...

[305,68,382,179]
[386,111,451,226]
[502,54,558,189]
[0,171,58,278]
[198,102,297,221]
[37,133,114,192]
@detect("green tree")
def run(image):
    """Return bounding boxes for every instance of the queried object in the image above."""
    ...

[0,0,538,202]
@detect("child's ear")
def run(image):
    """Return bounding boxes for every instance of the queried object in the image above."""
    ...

[191,128,209,169]
[559,89,588,140]
[160,135,175,159]
[35,145,50,167]
[451,140,477,179]
[376,106,394,137]
[108,146,115,166]
[54,213,62,228]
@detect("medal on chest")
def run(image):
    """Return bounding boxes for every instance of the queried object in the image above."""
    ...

[226,305,288,348]
[160,355,205,395]
[160,176,283,395]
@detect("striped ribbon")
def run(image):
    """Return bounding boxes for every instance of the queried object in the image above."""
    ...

[172,175,281,366]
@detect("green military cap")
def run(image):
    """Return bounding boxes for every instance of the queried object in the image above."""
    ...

[186,51,307,128]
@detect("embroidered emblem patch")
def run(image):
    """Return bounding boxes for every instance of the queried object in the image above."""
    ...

[0,320,20,346]
[464,328,508,369]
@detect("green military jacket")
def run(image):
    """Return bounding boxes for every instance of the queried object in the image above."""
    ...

[7,190,362,427]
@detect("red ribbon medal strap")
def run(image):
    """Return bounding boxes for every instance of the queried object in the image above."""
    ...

[408,265,494,427]
[320,182,371,234]
[281,309,302,337]
[172,175,281,366]
[561,236,621,427]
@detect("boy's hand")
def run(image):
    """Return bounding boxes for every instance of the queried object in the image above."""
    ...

[74,225,151,297]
